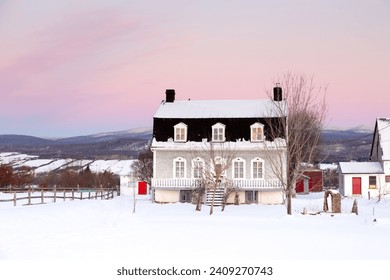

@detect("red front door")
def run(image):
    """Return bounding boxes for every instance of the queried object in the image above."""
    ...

[138,181,147,195]
[352,177,362,195]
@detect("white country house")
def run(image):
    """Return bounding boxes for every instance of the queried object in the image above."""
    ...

[339,118,390,198]
[150,88,287,205]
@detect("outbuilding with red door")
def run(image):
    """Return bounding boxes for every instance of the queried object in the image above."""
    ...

[338,162,384,198]
[296,168,323,194]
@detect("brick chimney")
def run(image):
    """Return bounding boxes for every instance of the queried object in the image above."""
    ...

[165,89,175,103]
[273,83,282,101]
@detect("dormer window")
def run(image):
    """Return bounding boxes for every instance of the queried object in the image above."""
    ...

[174,122,188,142]
[212,123,226,142]
[250,122,264,142]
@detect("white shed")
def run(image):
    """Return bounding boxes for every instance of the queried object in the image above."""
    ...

[338,162,384,198]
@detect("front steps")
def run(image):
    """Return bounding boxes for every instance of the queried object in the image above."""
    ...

[205,187,225,206]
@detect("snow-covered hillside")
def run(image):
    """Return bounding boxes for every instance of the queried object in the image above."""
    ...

[0,152,135,176]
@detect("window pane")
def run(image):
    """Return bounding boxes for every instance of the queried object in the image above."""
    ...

[252,161,263,178]
[245,191,257,204]
[175,127,185,141]
[251,126,263,141]
[175,161,185,178]
[234,161,244,178]
[369,176,376,189]
[193,161,203,178]
[212,126,224,141]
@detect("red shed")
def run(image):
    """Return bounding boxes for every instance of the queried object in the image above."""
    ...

[296,169,323,193]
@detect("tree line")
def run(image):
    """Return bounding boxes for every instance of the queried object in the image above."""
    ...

[0,164,119,191]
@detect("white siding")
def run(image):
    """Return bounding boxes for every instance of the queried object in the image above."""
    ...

[341,174,381,198]
[153,148,285,181]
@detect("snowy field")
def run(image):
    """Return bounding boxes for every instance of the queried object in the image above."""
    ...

[1,191,390,279]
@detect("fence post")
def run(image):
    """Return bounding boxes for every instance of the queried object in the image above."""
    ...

[54,185,57,203]
[41,189,44,204]
[72,189,74,200]
[88,191,91,199]
[100,185,103,200]
[13,192,16,207]
[28,189,31,205]
[64,190,66,201]
[80,191,83,200]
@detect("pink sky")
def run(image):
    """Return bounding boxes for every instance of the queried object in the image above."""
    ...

[1,0,389,137]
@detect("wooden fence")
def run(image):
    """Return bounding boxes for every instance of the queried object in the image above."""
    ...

[0,186,120,206]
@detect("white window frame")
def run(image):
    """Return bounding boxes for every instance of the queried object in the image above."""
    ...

[173,157,186,178]
[212,123,226,142]
[232,158,245,179]
[251,158,264,179]
[250,122,264,142]
[192,157,205,179]
[174,122,188,142]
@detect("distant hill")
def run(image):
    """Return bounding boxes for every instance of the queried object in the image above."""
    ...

[1,126,374,163]
[0,134,53,146]
[0,127,153,160]
[318,128,373,163]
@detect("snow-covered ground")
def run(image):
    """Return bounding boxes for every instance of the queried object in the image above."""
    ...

[1,192,389,279]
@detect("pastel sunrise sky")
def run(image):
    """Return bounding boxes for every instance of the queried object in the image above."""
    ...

[1,0,389,137]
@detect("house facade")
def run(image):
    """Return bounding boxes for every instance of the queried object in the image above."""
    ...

[339,118,390,198]
[150,88,287,205]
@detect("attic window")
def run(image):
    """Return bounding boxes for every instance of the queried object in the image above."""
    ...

[212,123,226,142]
[250,123,264,142]
[174,122,188,142]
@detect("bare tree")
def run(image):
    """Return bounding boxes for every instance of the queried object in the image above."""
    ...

[12,166,34,190]
[0,164,14,191]
[132,145,153,186]
[192,178,206,211]
[191,142,236,215]
[265,72,327,215]
[376,176,390,202]
[221,181,239,211]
